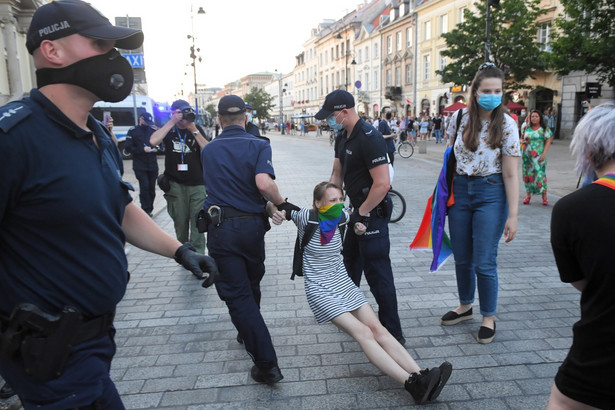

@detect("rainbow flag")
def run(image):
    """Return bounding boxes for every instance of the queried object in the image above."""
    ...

[593,173,615,190]
[409,146,454,272]
[318,203,344,245]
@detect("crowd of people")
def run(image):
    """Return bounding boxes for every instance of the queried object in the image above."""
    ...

[1,1,611,408]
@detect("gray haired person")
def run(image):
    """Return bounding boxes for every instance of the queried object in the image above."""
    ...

[548,101,615,410]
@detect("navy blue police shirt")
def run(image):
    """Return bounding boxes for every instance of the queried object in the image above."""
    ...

[378,119,395,155]
[0,89,132,318]
[125,124,159,171]
[162,125,204,186]
[334,118,389,207]
[201,125,275,214]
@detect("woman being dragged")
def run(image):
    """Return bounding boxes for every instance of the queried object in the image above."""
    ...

[269,182,452,405]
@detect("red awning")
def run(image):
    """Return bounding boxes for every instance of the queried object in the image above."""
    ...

[506,101,526,111]
[443,101,467,113]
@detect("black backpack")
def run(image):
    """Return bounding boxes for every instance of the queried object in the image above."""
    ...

[291,209,347,280]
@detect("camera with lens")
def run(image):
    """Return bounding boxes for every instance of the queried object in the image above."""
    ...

[181,107,196,122]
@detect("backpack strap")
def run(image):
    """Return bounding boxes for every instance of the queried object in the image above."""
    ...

[291,209,319,280]
[290,208,347,280]
[453,108,465,144]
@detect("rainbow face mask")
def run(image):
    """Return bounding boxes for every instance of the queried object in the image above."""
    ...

[317,203,344,245]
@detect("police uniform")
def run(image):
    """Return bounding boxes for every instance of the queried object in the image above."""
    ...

[334,118,404,341]
[125,123,158,215]
[161,125,207,253]
[200,125,279,371]
[0,89,131,408]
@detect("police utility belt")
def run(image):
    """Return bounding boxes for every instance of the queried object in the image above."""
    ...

[0,304,114,381]
[196,206,267,233]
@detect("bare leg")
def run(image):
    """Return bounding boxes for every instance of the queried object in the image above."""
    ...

[331,305,419,384]
[352,305,421,374]
[547,382,600,410]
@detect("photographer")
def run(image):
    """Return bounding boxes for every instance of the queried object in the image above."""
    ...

[150,99,208,253]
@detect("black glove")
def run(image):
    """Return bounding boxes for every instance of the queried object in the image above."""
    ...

[349,209,369,229]
[174,243,219,288]
[276,199,301,221]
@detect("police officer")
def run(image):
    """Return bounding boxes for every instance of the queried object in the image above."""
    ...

[150,99,208,253]
[0,1,217,408]
[201,95,293,384]
[125,112,159,216]
[315,90,406,345]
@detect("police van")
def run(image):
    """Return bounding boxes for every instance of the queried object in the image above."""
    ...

[91,96,171,159]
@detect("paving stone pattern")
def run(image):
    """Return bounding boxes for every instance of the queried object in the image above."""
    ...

[1,132,580,409]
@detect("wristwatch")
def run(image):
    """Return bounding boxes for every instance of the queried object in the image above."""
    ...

[192,131,200,136]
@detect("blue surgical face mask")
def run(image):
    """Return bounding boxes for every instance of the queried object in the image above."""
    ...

[477,94,502,111]
[327,112,343,130]
[246,112,253,123]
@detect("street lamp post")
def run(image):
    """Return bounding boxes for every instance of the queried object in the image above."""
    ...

[485,0,500,62]
[337,30,356,91]
[275,70,287,133]
[188,5,205,123]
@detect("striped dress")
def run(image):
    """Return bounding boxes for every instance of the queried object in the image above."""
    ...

[291,207,368,323]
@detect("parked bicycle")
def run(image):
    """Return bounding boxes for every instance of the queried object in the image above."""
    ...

[345,188,406,224]
[394,136,414,158]
[388,188,406,223]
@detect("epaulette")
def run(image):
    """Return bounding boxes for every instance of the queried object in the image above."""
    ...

[0,102,32,133]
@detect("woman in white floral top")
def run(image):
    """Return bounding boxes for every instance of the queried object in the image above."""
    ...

[440,63,521,344]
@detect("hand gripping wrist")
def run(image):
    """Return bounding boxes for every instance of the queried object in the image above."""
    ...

[275,199,300,220]
[174,243,219,288]
[349,209,368,228]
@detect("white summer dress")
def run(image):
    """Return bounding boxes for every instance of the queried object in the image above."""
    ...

[291,207,368,323]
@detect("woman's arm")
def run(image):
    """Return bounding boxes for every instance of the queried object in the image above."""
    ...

[501,155,520,243]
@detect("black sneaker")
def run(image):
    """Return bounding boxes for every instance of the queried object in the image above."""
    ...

[441,308,473,325]
[428,361,453,401]
[250,365,284,384]
[405,367,441,404]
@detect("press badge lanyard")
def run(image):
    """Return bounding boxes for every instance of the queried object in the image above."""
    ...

[175,126,188,171]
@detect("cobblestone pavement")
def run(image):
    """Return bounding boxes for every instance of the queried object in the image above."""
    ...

[2,131,580,409]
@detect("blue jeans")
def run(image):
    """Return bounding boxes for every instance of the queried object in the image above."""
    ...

[433,129,443,143]
[448,174,507,317]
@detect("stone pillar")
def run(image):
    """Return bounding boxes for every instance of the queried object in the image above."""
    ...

[418,139,427,154]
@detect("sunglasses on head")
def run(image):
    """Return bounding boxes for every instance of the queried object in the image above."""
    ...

[479,62,497,71]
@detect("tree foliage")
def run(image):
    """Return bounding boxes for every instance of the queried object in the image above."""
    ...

[550,0,615,87]
[436,0,547,90]
[205,103,216,121]
[244,87,275,121]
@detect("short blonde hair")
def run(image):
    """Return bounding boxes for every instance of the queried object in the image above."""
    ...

[570,101,615,174]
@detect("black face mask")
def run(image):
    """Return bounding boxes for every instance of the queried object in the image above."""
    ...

[36,49,134,103]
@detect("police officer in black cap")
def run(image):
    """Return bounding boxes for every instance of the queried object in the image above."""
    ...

[315,89,406,345]
[0,1,217,408]
[201,95,295,384]
[125,112,159,216]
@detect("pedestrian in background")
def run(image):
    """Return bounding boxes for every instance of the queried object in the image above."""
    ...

[201,95,295,384]
[379,110,396,166]
[432,114,443,144]
[125,112,159,216]
[0,1,217,408]
[548,101,615,410]
[441,63,520,344]
[150,99,208,253]
[244,102,262,138]
[521,109,553,206]
[316,90,406,346]
[272,181,452,405]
